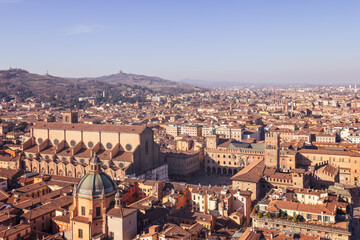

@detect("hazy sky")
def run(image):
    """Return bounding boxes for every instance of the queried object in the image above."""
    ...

[0,0,359,84]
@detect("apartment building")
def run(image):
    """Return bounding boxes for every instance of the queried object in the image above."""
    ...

[188,185,252,223]
[298,149,360,185]
[180,125,202,137]
[166,151,200,180]
[315,133,336,143]
[166,124,181,137]
[253,198,351,240]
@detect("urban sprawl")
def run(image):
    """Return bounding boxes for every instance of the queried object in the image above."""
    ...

[0,85,360,240]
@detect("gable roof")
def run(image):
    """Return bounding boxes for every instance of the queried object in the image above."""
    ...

[32,122,147,134]
[231,159,265,183]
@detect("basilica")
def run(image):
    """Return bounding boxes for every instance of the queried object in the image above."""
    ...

[21,111,161,179]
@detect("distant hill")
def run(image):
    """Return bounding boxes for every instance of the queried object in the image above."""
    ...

[79,71,202,92]
[0,69,76,100]
[0,69,203,105]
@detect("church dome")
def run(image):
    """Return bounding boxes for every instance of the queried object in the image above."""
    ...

[76,172,117,195]
[76,153,117,196]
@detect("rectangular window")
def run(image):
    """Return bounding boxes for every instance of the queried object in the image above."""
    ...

[78,229,83,238]
[81,206,85,216]
[96,207,101,216]
[317,215,322,221]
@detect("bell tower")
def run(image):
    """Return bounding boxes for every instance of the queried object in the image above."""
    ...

[62,110,78,123]
[90,153,102,173]
[206,135,219,149]
[264,132,279,170]
[115,191,122,208]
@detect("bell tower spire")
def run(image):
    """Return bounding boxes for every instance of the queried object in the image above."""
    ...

[90,153,102,173]
[115,190,122,208]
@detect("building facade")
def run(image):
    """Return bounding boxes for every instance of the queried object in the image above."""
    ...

[22,119,160,179]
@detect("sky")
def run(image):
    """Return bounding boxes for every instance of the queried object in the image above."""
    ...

[0,0,359,85]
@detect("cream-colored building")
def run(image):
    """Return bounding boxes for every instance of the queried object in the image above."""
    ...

[298,149,360,185]
[204,135,265,176]
[316,133,336,143]
[202,126,242,140]
[188,185,251,223]
[22,119,160,179]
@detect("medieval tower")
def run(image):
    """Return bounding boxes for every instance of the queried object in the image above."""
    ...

[264,132,280,170]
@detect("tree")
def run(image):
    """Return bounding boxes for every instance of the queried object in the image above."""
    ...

[266,212,273,218]
[279,210,287,219]
[293,214,303,222]
[14,122,27,132]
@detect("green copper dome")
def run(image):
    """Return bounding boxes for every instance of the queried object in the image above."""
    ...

[76,172,117,196]
[76,153,117,196]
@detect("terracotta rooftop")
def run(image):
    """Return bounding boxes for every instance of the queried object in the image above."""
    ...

[231,158,265,183]
[0,223,31,238]
[32,122,147,134]
[316,164,338,176]
[299,148,360,157]
[107,206,137,218]
[266,200,334,215]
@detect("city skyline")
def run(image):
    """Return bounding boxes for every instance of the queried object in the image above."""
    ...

[1,0,359,84]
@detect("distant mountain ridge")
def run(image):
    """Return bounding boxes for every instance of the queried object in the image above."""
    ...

[0,68,203,106]
[0,68,202,95]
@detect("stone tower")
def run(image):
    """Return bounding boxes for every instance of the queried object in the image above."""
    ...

[62,110,78,123]
[264,132,280,170]
[206,135,219,149]
[284,99,289,114]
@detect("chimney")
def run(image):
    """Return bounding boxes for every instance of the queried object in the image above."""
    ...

[271,233,274,239]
